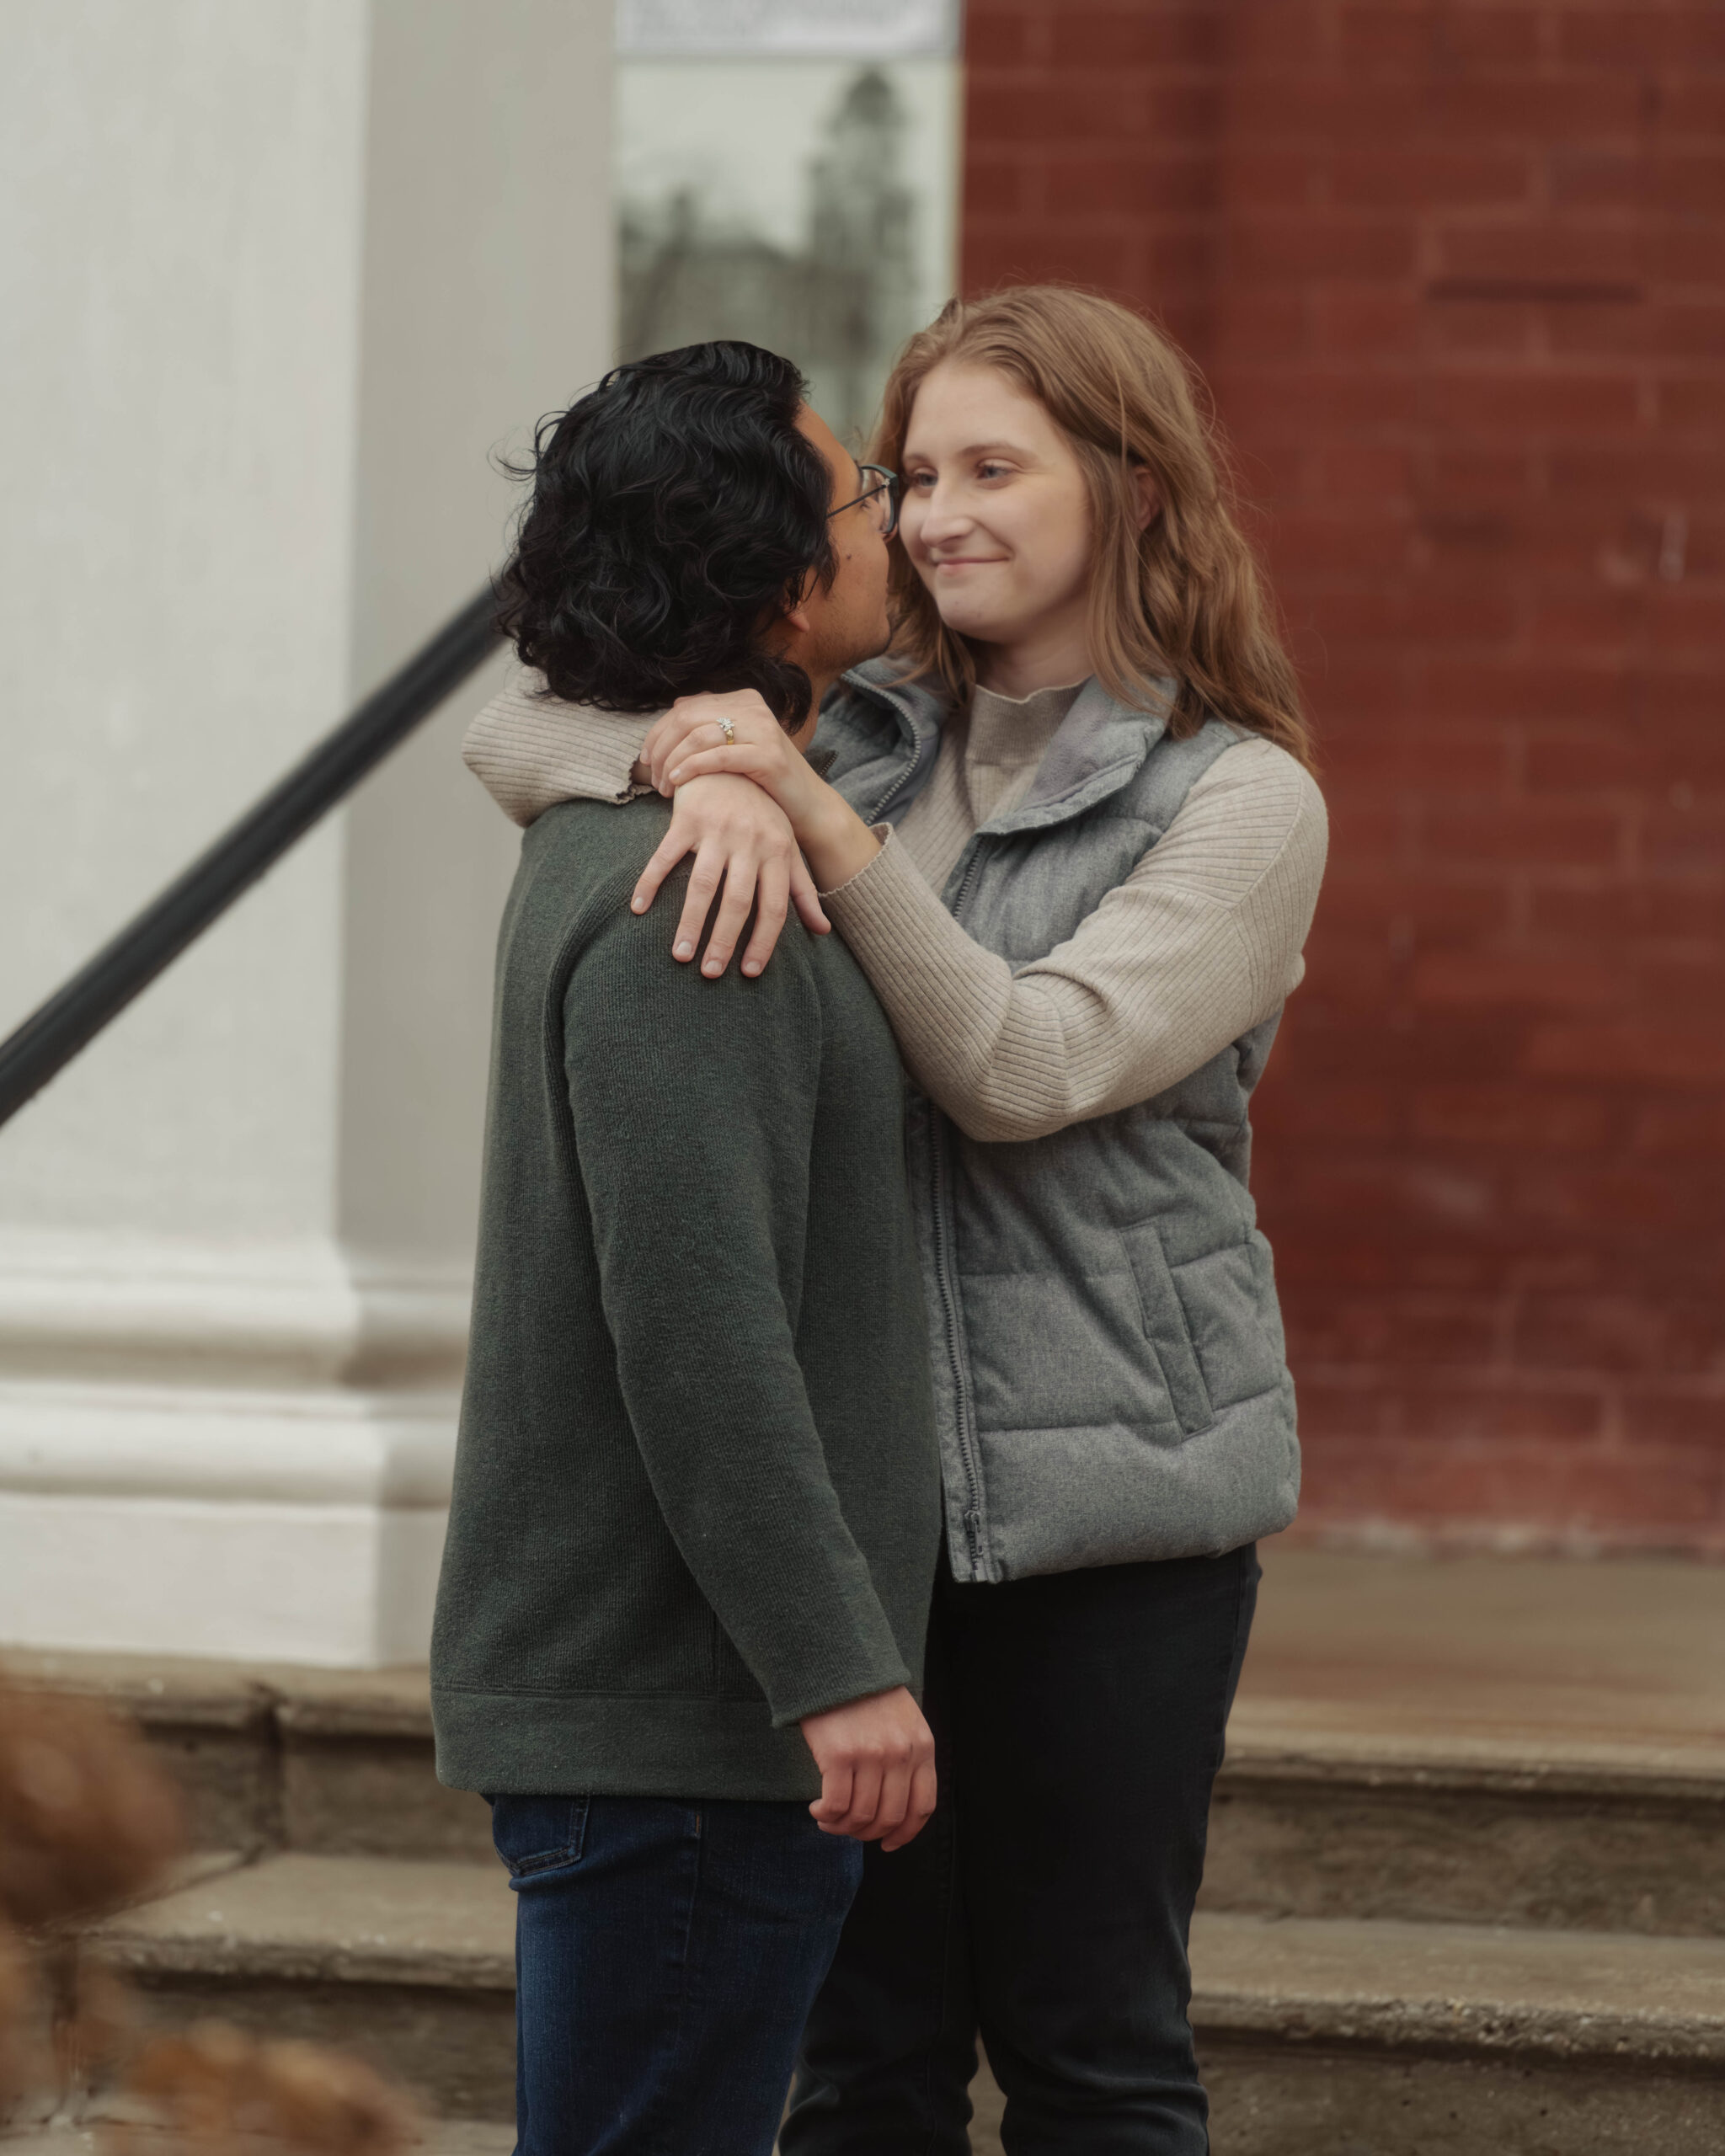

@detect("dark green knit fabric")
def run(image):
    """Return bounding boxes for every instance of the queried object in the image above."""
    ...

[431,795,941,1802]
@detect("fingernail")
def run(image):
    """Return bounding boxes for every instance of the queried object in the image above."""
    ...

[631,898,647,913]
[675,941,693,958]
[669,765,682,781]
[743,961,760,975]
[702,960,721,976]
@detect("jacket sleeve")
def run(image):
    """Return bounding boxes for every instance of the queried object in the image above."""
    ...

[563,900,910,1726]
[819,738,1328,1143]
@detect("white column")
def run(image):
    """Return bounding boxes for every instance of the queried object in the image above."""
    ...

[0,0,613,1665]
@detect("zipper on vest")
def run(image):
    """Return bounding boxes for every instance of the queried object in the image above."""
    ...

[871,755,919,827]
[928,1107,985,1573]
[848,676,931,826]
[948,848,984,918]
[931,838,989,1574]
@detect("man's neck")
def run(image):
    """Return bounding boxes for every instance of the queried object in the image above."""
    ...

[798,664,839,728]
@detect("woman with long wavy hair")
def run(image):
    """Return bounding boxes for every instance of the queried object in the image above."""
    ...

[467,286,1327,2153]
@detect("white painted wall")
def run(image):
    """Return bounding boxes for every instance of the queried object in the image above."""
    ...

[0,0,614,1664]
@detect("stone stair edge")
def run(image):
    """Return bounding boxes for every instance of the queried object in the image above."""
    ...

[98,1851,1725,2073]
[1220,1727,1725,1803]
[19,1648,1725,1798]
[99,1851,514,1994]
[1194,1911,1725,2069]
[4,1647,435,1737]
[104,1931,513,1995]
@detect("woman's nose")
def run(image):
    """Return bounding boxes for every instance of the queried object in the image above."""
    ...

[916,484,972,545]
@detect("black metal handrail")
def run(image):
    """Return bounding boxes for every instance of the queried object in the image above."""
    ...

[0,585,502,1129]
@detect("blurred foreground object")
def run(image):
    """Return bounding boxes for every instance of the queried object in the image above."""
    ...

[0,1673,415,2153]
[118,2025,414,2156]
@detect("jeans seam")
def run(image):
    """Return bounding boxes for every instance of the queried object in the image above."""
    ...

[643,1806,705,2156]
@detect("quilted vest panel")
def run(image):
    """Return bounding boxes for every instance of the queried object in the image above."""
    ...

[816,664,1300,1582]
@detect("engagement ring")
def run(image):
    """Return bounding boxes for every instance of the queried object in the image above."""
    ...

[713,714,736,745]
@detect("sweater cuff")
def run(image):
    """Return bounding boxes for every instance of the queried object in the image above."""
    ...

[462,670,657,826]
[820,827,947,947]
[768,1642,914,1729]
[817,825,908,902]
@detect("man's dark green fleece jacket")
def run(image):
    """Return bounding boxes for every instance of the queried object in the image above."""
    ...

[430,794,942,1802]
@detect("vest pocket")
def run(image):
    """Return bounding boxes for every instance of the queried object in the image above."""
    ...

[1119,1221,1215,1437]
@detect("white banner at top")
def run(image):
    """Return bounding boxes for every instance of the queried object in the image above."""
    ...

[617,0,961,58]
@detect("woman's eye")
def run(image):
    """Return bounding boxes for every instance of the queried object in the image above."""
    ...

[906,470,936,490]
[977,462,1011,481]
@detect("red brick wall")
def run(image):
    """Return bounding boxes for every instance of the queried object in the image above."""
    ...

[964,1,1725,1552]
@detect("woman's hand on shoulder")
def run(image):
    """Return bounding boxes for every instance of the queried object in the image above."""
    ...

[631,768,830,980]
[644,690,883,897]
[640,690,825,830]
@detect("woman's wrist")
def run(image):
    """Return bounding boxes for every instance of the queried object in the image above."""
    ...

[800,787,883,894]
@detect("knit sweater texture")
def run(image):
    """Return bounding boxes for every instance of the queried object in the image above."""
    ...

[430,794,942,1802]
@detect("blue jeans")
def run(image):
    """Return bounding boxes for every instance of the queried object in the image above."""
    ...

[492,1790,863,2156]
[783,1544,1261,2154]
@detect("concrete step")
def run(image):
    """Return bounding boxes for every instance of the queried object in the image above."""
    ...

[1207,1709,1725,1935]
[98,1854,515,2123]
[1207,1545,1725,1937]
[96,1852,1725,2151]
[17,1636,1722,1937]
[1195,1908,1725,2154]
[1,2123,513,2155]
[7,1651,494,1865]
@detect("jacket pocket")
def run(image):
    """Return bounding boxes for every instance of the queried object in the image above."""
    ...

[1119,1220,1215,1437]
[490,1792,590,1877]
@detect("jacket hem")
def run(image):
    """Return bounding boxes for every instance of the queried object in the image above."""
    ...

[431,1684,823,1802]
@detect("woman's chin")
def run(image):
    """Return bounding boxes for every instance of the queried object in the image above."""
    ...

[932,599,1016,644]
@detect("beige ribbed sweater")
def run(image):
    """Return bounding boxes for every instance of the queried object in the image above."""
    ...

[462,670,1328,1145]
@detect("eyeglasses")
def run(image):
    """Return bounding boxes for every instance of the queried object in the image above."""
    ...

[830,463,900,541]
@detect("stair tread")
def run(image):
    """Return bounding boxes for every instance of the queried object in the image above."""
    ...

[1234,1547,1725,1754]
[1193,1910,1725,2058]
[20,1547,1725,1777]
[6,1646,434,1737]
[101,1853,515,1989]
[0,2123,513,2154]
[103,1854,1725,2061]
[1223,1698,1725,1795]
[20,1646,1725,1793]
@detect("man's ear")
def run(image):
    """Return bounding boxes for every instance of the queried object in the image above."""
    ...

[1134,465,1162,531]
[769,572,814,648]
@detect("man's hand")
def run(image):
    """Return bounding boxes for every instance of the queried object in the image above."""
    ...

[799,1685,937,1853]
[629,772,830,978]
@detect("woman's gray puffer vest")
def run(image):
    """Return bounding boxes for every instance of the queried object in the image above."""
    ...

[815,659,1300,1585]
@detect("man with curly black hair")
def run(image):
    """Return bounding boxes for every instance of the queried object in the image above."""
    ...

[431,343,941,2156]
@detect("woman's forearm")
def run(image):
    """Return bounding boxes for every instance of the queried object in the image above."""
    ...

[821,743,1327,1144]
[801,787,885,893]
[463,670,653,825]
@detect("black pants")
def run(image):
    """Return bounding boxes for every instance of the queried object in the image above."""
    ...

[782,1543,1260,2156]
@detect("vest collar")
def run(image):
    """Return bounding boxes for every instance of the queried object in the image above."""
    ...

[838,661,1181,837]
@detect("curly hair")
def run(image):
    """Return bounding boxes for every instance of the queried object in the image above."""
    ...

[494,342,836,729]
